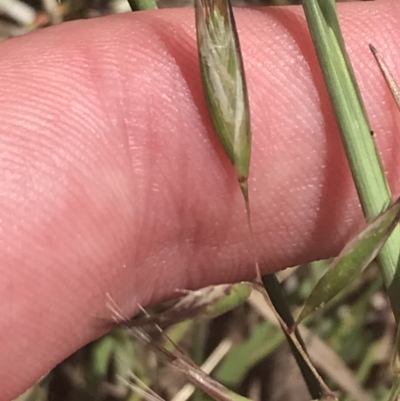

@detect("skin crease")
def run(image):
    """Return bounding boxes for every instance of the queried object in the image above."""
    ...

[0,0,400,398]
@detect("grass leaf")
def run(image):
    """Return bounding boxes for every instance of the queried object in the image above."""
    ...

[296,198,400,325]
[215,320,284,386]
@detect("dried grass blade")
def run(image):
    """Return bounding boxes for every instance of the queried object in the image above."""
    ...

[172,338,233,401]
[128,326,253,401]
[370,44,400,111]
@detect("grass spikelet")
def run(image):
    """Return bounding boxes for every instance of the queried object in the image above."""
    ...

[194,0,251,200]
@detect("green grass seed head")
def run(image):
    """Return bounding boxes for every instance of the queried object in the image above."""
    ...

[195,0,251,184]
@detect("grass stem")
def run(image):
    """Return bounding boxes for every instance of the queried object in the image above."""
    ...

[301,0,400,319]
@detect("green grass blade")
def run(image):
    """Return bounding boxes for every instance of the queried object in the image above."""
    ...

[296,198,400,325]
[301,0,400,319]
[215,320,284,386]
[163,320,193,352]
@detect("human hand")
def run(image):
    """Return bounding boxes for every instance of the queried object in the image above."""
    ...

[1,0,399,398]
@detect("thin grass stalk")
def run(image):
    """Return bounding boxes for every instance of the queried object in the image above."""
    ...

[301,0,400,319]
[191,320,209,401]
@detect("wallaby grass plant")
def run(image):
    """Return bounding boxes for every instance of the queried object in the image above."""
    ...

[5,1,400,401]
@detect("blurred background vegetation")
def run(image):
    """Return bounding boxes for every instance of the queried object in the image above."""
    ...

[0,0,369,39]
[2,1,394,401]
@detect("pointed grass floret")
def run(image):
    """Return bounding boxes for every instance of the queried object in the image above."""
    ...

[125,282,253,329]
[195,0,251,194]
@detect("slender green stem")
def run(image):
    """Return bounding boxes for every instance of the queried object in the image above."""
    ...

[301,0,400,319]
[192,321,208,365]
[192,321,209,401]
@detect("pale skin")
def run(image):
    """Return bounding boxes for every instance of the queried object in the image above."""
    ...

[1,0,400,398]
